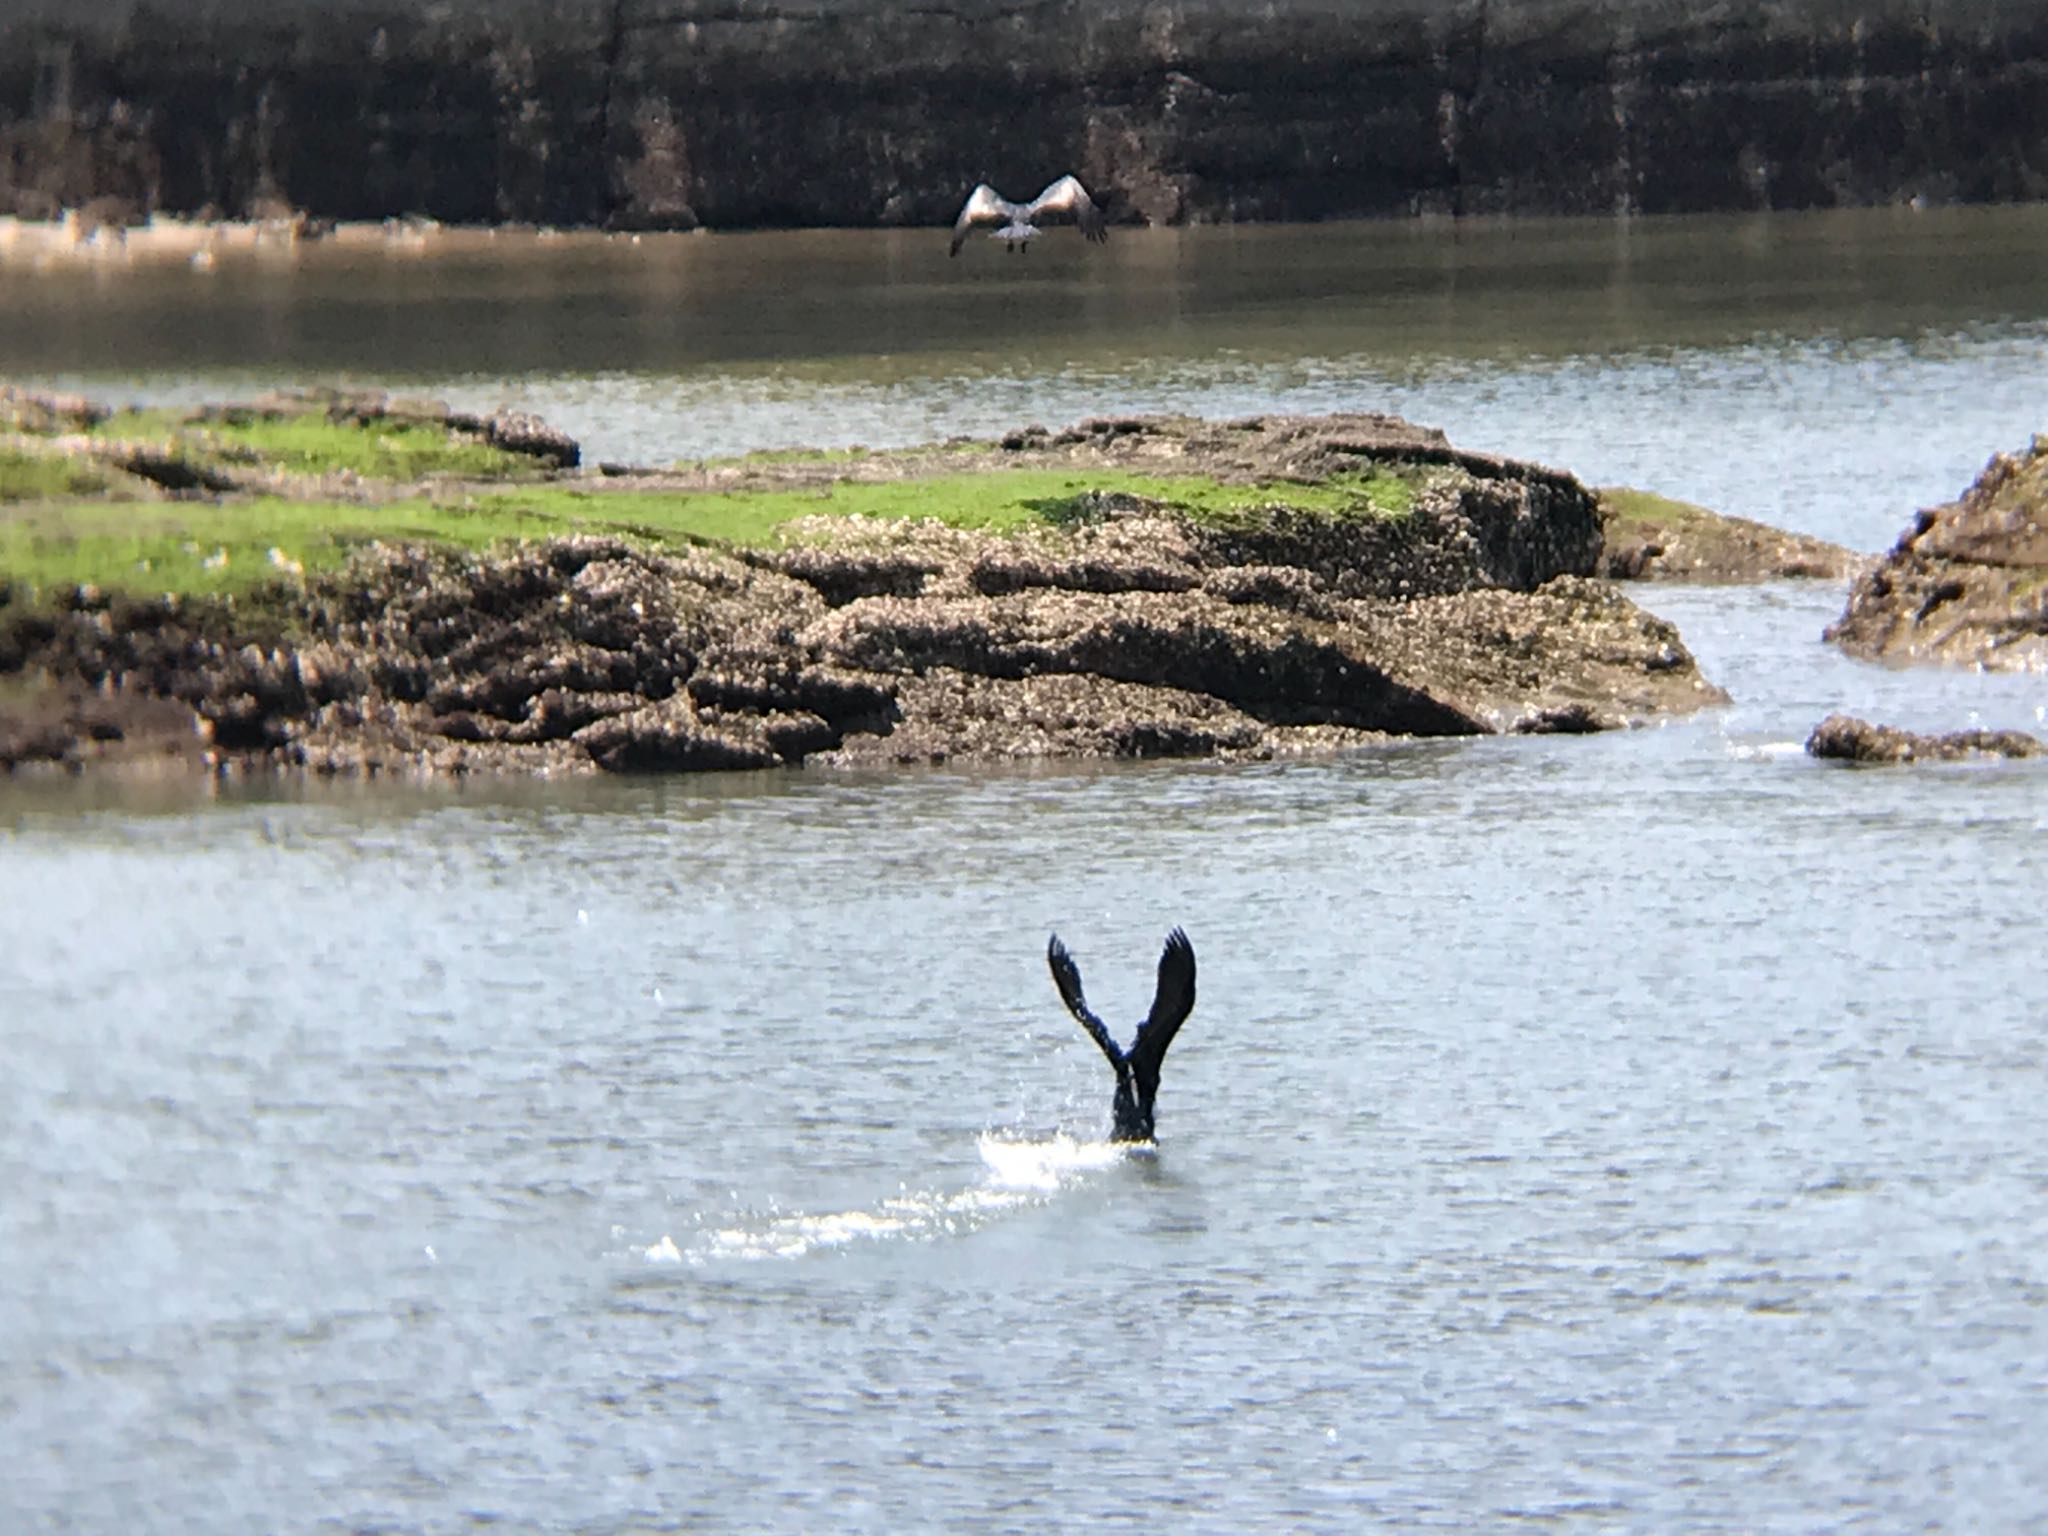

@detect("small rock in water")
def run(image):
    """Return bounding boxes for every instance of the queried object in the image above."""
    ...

[1805,712,2045,764]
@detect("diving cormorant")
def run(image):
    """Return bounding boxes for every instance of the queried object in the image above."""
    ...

[949,176,1109,256]
[1045,927,1196,1143]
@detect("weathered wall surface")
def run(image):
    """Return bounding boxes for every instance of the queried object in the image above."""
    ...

[2,0,2045,229]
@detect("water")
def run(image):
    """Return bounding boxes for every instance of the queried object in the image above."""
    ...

[5,207,2048,1532]
[6,207,2048,549]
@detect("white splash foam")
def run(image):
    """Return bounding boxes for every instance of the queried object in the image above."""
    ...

[977,1131,1128,1190]
[1724,737,1805,762]
[682,1132,1131,1263]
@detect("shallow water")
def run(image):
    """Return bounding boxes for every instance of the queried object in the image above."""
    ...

[6,207,2048,1532]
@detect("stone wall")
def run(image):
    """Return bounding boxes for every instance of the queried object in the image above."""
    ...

[3,0,2045,229]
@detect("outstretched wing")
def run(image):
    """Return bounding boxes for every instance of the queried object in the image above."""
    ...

[949,184,1010,256]
[1128,927,1196,1082]
[1024,175,1108,244]
[1048,933,1124,1068]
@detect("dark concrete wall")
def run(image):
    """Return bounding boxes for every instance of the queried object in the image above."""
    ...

[3,1,2045,228]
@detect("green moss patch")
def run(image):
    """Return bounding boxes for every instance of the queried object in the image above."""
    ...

[1027,469,1415,529]
[0,449,121,504]
[1,465,1420,604]
[89,409,534,481]
[710,439,995,469]
[1597,486,1722,532]
[205,415,532,479]
[0,492,603,601]
[89,409,186,441]
[466,467,1414,542]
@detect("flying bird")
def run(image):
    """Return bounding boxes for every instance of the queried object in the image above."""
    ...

[1045,928,1196,1143]
[949,175,1109,256]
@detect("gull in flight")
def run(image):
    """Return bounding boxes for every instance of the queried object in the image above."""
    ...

[949,175,1109,256]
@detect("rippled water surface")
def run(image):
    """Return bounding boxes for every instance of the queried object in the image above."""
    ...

[5,208,2048,1532]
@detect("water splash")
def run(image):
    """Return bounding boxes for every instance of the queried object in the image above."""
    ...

[975,1131,1130,1191]
[1722,736,1807,762]
[645,1132,1132,1264]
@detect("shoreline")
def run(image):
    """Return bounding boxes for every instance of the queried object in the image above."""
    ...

[0,213,580,270]
[0,202,2016,272]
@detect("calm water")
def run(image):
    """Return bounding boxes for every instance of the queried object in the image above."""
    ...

[5,208,2048,1532]
[6,206,2048,550]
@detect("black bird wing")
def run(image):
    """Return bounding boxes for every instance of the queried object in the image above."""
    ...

[1047,933,1125,1068]
[1128,927,1196,1085]
[949,183,1012,256]
[1024,175,1108,244]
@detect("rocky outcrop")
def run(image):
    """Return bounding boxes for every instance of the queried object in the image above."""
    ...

[4,510,1722,777]
[1826,438,2048,669]
[1598,489,1867,584]
[2,1,2045,229]
[0,384,107,434]
[467,409,580,470]
[1805,713,2045,764]
[1,400,1732,776]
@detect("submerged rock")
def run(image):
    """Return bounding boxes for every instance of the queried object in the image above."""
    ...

[1826,438,2048,669]
[1805,713,2044,764]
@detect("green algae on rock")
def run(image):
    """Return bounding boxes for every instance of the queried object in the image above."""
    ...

[0,406,1530,604]
[1,385,567,526]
